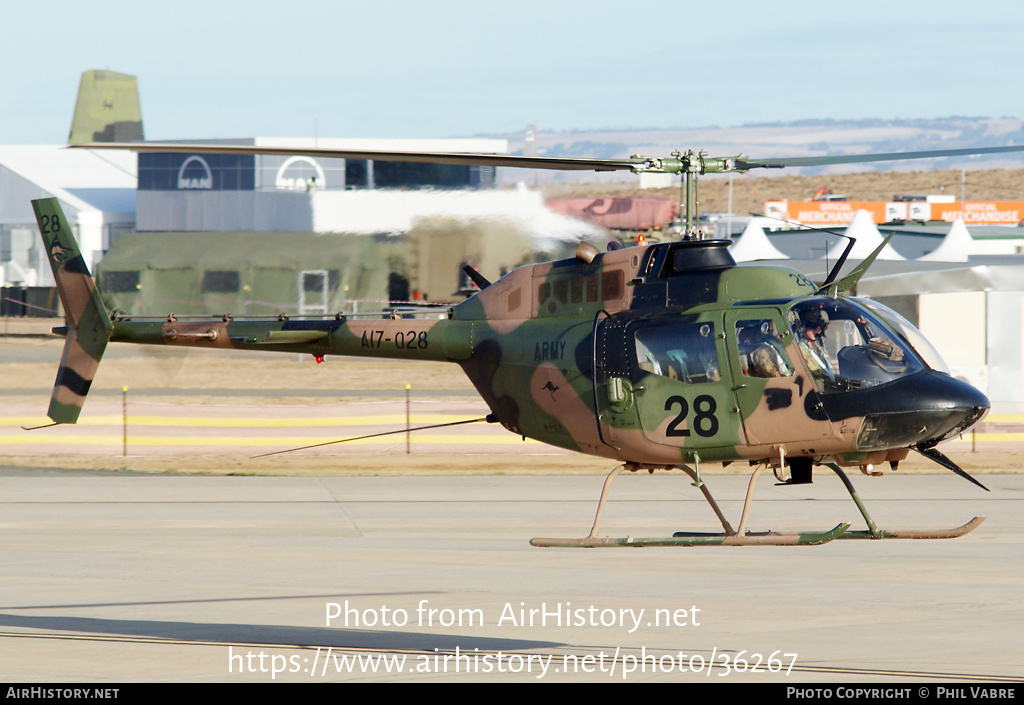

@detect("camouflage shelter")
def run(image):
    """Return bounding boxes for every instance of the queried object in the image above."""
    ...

[96,231,387,316]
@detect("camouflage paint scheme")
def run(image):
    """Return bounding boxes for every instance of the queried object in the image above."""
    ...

[33,199,113,423]
[35,197,987,473]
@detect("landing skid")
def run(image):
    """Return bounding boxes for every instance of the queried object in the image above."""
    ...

[836,517,984,540]
[820,462,985,540]
[530,461,985,548]
[531,524,849,548]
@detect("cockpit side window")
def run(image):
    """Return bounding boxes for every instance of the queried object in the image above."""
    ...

[635,322,721,384]
[787,298,924,394]
[735,319,794,378]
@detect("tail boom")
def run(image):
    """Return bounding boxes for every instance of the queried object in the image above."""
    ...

[105,315,468,362]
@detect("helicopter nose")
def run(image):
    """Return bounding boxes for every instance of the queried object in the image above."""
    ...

[833,372,990,451]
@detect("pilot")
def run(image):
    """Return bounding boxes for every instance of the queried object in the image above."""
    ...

[797,309,835,384]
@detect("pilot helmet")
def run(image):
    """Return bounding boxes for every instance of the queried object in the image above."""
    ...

[802,308,830,332]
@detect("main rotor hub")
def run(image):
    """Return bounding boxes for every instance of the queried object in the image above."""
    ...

[629,150,747,176]
[627,150,750,240]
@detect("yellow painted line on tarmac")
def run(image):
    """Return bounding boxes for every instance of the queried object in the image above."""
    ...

[1,418,53,427]
[4,432,1018,448]
[5,414,1019,430]
[0,414,480,428]
[0,434,544,447]
[946,432,1024,443]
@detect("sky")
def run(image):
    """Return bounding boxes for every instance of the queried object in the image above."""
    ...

[2,0,1022,144]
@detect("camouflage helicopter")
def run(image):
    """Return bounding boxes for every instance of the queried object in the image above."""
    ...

[35,141,1024,546]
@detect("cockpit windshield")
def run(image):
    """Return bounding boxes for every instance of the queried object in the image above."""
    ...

[787,298,925,394]
[858,298,951,374]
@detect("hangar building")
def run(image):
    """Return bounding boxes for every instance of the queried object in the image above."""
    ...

[134,137,501,232]
[0,137,506,292]
[0,145,136,287]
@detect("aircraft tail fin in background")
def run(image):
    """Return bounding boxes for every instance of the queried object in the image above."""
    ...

[68,69,144,145]
[31,198,113,424]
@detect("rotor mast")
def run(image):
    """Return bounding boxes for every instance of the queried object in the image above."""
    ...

[629,150,747,239]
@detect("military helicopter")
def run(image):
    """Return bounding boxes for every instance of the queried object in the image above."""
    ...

[34,140,1024,546]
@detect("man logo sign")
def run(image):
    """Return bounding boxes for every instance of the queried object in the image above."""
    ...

[177,155,213,189]
[275,156,326,191]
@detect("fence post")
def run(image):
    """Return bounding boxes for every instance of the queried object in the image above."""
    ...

[122,386,128,457]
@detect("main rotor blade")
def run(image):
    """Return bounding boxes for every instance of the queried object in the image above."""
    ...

[737,144,1024,170]
[914,445,989,492]
[70,142,642,172]
[71,140,1024,173]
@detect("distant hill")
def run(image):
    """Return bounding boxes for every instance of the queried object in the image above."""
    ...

[492,117,1024,184]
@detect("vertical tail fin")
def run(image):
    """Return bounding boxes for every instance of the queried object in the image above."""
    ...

[67,69,144,145]
[32,198,113,424]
